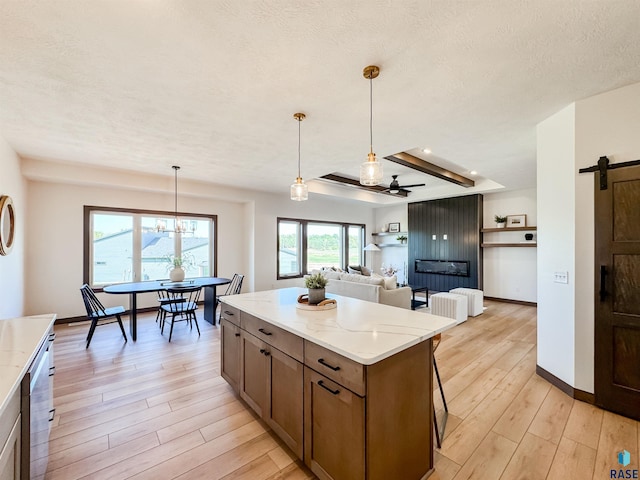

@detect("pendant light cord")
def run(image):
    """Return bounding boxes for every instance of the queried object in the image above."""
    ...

[298,117,301,178]
[369,72,373,154]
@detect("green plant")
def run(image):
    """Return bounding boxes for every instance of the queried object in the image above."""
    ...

[165,253,195,271]
[305,272,328,289]
[396,235,407,241]
[494,215,508,224]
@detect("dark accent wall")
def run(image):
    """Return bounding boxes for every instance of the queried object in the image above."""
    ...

[408,194,483,292]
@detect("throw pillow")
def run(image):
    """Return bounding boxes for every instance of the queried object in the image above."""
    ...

[360,266,372,276]
[347,266,362,275]
[383,275,397,290]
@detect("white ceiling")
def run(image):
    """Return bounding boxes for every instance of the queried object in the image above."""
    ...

[2,1,640,205]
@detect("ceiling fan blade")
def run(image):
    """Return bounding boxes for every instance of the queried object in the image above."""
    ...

[398,183,426,189]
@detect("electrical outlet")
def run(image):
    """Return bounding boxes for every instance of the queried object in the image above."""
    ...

[554,271,569,284]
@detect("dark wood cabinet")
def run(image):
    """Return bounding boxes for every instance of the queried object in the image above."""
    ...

[266,346,303,458]
[304,367,365,480]
[220,318,241,393]
[234,308,305,459]
[239,332,268,417]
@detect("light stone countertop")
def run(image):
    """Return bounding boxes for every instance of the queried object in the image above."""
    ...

[223,287,457,365]
[0,314,57,418]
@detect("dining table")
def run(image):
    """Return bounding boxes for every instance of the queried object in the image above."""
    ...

[103,276,231,340]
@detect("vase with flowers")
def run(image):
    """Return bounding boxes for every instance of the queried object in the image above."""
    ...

[165,253,195,282]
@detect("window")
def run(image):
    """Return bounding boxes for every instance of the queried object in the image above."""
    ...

[277,218,364,279]
[85,206,217,288]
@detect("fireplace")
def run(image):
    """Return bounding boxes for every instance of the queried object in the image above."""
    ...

[415,259,470,277]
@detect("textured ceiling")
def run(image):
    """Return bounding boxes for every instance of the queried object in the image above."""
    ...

[1,1,640,204]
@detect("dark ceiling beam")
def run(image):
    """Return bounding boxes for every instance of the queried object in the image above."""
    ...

[384,152,475,188]
[319,174,408,197]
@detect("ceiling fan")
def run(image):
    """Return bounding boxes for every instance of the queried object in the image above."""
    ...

[385,175,426,194]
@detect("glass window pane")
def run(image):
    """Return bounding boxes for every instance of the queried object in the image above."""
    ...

[92,214,134,285]
[348,226,363,267]
[279,221,300,276]
[182,218,212,278]
[307,223,342,271]
[140,217,176,281]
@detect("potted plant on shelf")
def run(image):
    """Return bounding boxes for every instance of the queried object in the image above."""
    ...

[396,235,408,244]
[165,253,195,282]
[494,215,507,228]
[305,272,328,305]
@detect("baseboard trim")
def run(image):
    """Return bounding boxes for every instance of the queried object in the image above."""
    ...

[536,365,595,404]
[484,296,537,307]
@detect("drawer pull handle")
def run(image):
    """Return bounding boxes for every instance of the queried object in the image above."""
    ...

[318,358,340,371]
[235,333,241,337]
[224,310,235,316]
[49,366,56,376]
[49,408,56,422]
[317,380,339,395]
[260,349,271,356]
[258,328,273,336]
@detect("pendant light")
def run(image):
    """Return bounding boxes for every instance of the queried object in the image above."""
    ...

[291,112,308,201]
[360,65,383,186]
[156,165,195,234]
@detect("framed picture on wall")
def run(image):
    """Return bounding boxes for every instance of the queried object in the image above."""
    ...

[506,214,527,228]
[388,222,400,233]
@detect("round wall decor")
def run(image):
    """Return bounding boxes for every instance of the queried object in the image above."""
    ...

[0,195,16,255]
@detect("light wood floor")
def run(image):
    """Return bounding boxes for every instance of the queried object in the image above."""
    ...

[44,301,639,479]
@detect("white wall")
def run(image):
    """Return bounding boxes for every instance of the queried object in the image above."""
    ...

[537,80,640,393]
[0,137,26,319]
[25,179,245,318]
[22,161,374,318]
[482,189,537,302]
[370,204,408,283]
[537,104,576,388]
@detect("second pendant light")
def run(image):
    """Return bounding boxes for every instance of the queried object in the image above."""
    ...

[291,112,308,201]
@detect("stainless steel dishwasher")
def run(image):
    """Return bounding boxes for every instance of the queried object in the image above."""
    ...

[21,328,55,479]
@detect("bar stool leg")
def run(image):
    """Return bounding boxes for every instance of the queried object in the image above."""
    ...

[433,356,448,448]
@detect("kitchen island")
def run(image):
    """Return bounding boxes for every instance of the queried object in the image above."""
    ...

[220,288,457,480]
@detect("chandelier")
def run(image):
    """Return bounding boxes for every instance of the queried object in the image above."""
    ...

[156,165,195,234]
[360,65,383,186]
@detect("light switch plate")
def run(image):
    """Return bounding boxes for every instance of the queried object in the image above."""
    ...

[554,271,569,284]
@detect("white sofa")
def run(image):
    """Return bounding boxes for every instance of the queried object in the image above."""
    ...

[305,271,412,309]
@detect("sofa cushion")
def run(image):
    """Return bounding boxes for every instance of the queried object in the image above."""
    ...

[340,272,384,286]
[323,271,341,280]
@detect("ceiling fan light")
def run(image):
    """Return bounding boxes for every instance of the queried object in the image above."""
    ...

[290,177,308,201]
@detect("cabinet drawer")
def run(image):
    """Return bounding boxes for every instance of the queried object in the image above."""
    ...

[304,341,365,396]
[219,303,240,327]
[241,313,303,362]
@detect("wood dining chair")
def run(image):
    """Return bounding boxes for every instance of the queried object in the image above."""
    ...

[160,286,202,342]
[79,284,128,348]
[215,274,244,323]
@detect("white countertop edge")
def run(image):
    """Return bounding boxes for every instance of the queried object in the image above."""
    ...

[223,288,457,365]
[0,314,57,419]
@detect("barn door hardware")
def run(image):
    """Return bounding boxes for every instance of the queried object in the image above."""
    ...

[579,156,640,190]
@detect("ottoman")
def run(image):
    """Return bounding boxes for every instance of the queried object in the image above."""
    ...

[449,288,484,317]
[430,292,468,324]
